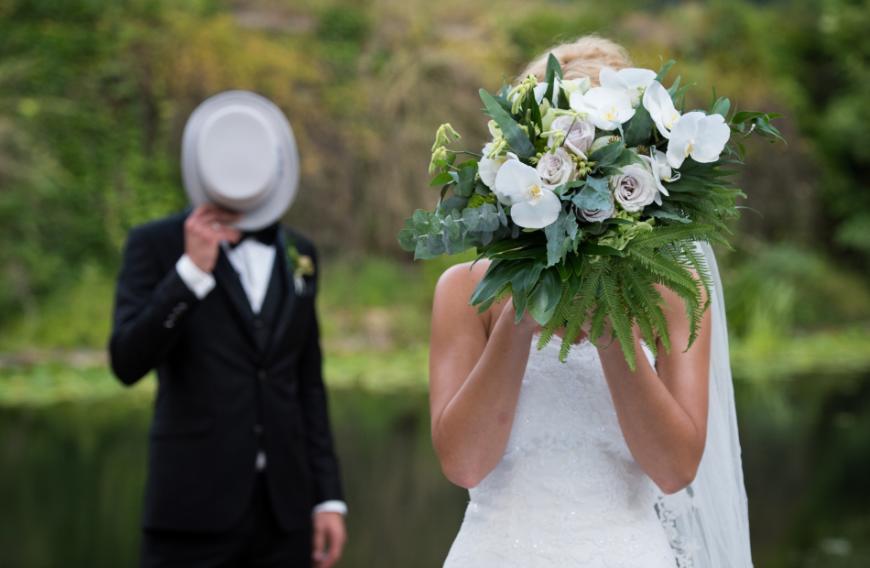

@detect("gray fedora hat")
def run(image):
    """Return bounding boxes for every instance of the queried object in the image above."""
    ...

[181,90,300,230]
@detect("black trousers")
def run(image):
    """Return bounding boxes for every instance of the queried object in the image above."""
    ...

[141,474,312,568]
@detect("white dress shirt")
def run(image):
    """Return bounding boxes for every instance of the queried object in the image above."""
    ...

[175,240,347,516]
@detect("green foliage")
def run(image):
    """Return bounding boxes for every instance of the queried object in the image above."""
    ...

[723,243,870,338]
[398,202,504,260]
[0,264,113,351]
[479,89,535,158]
[316,4,370,44]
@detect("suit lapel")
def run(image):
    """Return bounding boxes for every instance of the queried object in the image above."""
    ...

[213,247,259,349]
[265,227,298,360]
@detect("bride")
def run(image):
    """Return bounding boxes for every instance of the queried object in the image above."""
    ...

[429,37,753,568]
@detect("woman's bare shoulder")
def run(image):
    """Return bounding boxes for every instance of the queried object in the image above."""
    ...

[435,260,491,296]
[432,260,499,331]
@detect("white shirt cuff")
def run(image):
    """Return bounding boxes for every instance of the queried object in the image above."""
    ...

[313,500,348,516]
[175,254,216,299]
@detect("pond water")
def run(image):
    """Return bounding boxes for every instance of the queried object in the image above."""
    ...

[1,381,868,567]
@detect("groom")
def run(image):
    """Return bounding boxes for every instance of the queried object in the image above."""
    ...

[109,92,346,567]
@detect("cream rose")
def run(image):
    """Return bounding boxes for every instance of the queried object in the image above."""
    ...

[549,115,595,157]
[611,164,658,212]
[535,147,575,190]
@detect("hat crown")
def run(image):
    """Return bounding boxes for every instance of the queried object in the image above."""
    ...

[196,105,279,210]
[182,90,300,231]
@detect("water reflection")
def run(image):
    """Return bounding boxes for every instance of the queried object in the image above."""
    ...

[1,381,868,567]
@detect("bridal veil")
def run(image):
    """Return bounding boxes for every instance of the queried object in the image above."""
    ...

[654,241,754,567]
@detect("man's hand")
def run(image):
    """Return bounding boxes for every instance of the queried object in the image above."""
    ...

[312,511,346,568]
[183,204,242,273]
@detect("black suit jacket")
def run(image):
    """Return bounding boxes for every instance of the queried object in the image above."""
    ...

[108,210,344,533]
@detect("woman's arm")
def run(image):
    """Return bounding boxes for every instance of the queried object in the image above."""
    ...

[596,283,712,494]
[429,263,538,489]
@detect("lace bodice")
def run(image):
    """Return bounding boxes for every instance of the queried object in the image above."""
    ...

[443,336,677,567]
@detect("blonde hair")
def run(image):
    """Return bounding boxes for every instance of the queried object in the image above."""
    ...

[519,35,632,86]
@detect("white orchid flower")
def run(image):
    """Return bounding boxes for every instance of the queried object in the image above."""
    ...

[569,87,635,131]
[494,160,561,229]
[599,67,657,106]
[640,149,677,204]
[533,82,549,104]
[666,112,731,169]
[544,77,592,108]
[478,142,518,188]
[649,148,677,193]
[559,77,591,97]
[642,81,681,139]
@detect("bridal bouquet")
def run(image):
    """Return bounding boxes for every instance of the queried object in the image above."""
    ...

[398,56,782,368]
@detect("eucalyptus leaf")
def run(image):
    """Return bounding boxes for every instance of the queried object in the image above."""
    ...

[462,203,500,233]
[439,195,468,213]
[397,227,415,251]
[571,176,612,211]
[440,211,463,241]
[544,211,579,267]
[414,233,445,259]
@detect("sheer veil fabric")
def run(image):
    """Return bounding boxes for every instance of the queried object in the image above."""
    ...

[653,241,753,567]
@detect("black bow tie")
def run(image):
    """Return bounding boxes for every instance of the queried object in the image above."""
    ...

[229,223,280,248]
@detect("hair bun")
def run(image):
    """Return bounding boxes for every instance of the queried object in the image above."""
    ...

[520,35,632,86]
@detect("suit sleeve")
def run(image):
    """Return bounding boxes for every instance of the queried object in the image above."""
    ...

[297,245,345,504]
[108,226,200,386]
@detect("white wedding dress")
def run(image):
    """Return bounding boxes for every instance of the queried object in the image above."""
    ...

[443,338,676,567]
[443,242,753,568]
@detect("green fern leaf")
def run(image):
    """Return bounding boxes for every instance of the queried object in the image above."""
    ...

[600,269,638,370]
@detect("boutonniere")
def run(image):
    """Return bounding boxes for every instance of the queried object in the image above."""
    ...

[286,243,315,294]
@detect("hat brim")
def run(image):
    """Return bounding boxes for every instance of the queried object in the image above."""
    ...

[181,90,300,231]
